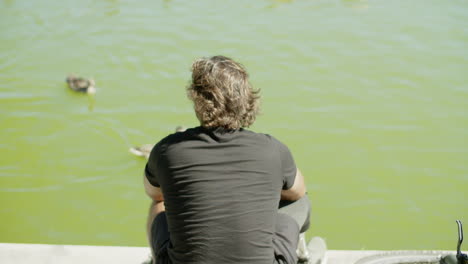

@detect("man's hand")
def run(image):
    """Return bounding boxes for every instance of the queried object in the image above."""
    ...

[281,168,306,201]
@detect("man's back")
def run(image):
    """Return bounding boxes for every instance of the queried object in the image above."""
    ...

[144,56,308,264]
[145,127,295,264]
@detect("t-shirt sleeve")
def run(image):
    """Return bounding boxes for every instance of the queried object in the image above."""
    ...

[275,138,297,190]
[144,142,163,188]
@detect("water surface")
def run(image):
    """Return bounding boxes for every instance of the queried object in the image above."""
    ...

[1,0,467,250]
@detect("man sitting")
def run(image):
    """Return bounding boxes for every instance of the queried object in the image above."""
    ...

[144,55,311,264]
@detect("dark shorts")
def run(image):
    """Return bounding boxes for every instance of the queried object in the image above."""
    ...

[150,212,171,264]
[273,213,300,264]
[274,195,311,264]
[150,196,311,264]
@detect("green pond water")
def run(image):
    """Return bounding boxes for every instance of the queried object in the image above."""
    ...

[1,0,467,250]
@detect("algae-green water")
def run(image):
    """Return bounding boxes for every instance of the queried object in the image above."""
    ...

[1,0,467,250]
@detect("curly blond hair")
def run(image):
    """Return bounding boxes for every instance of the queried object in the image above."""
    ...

[187,56,260,130]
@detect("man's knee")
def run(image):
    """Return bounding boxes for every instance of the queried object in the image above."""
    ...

[151,212,170,249]
[278,195,311,232]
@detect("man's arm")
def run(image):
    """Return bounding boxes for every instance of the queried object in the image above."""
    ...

[281,168,306,201]
[144,174,165,249]
[144,174,164,202]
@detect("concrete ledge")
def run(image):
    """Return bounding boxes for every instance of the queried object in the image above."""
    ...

[326,250,383,264]
[0,243,151,264]
[0,243,455,264]
[325,249,454,264]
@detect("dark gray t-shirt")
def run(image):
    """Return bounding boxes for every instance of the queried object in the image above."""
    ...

[145,127,297,264]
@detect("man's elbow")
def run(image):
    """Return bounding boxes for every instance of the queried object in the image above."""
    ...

[145,187,164,202]
[281,187,306,201]
[281,168,306,201]
[144,175,164,202]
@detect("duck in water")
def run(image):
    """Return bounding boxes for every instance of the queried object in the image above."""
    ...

[66,74,96,94]
[130,126,186,159]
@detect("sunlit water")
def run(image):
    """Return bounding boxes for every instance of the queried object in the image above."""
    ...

[1,0,467,250]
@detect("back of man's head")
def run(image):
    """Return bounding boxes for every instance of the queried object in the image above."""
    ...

[187,55,260,130]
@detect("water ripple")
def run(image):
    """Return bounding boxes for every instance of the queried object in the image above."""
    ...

[0,185,64,193]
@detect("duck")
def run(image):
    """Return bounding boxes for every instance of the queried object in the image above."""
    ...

[66,74,96,94]
[129,144,154,159]
[129,126,187,159]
